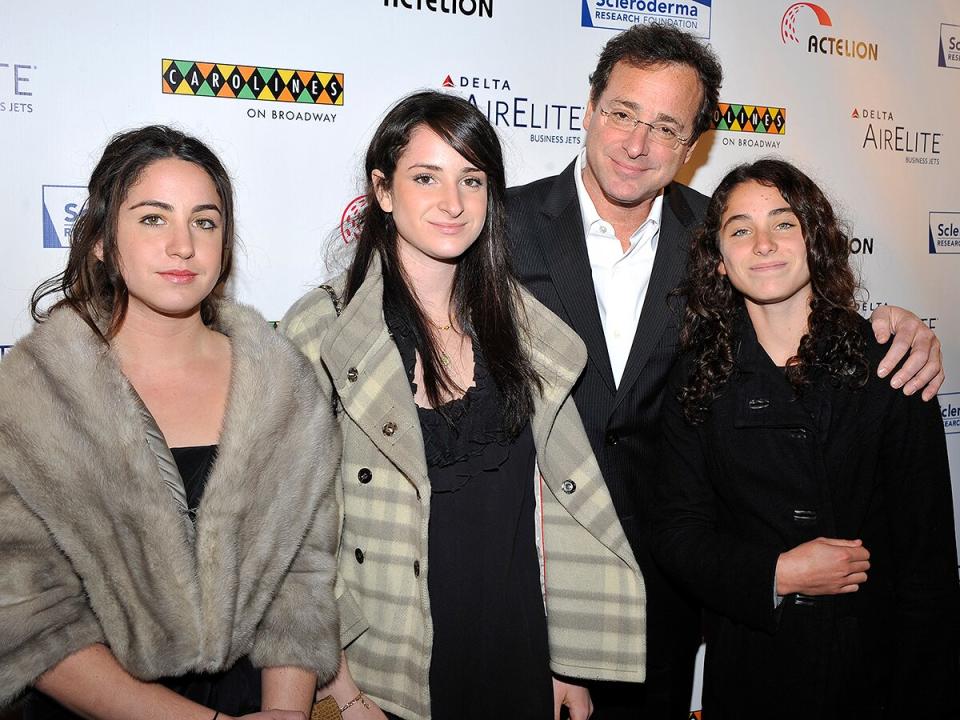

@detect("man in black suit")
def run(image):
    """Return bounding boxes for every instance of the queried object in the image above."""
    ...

[508,23,944,720]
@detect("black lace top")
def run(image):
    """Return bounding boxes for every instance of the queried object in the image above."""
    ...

[388,311,552,720]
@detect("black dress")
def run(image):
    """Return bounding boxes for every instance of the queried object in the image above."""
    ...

[389,317,553,720]
[26,445,262,719]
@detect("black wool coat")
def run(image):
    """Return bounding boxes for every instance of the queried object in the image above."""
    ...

[652,313,959,720]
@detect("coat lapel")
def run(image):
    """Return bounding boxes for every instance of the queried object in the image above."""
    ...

[320,261,429,494]
[536,162,616,393]
[613,183,693,410]
[523,292,638,571]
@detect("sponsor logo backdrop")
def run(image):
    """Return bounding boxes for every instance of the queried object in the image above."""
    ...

[1,2,958,714]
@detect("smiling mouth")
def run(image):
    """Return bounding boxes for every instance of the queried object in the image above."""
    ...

[750,262,787,271]
[429,222,468,234]
[611,158,649,175]
[158,270,198,283]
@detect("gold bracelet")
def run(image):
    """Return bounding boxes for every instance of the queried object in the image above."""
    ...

[339,691,370,714]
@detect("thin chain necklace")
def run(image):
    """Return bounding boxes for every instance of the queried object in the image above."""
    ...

[430,317,455,366]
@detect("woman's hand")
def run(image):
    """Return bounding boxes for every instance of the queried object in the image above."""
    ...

[553,676,593,720]
[234,712,306,720]
[776,537,870,596]
[316,652,388,719]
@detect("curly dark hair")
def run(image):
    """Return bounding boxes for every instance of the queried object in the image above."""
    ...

[589,23,723,141]
[678,159,868,424]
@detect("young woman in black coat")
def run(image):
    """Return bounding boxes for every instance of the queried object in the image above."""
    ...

[652,158,959,719]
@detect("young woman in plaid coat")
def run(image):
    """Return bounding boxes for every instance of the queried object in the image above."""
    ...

[282,92,646,720]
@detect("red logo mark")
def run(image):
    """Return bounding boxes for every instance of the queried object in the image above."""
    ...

[442,74,455,88]
[781,2,832,44]
[340,195,367,245]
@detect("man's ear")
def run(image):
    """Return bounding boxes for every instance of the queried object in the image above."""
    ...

[682,135,700,165]
[372,169,392,213]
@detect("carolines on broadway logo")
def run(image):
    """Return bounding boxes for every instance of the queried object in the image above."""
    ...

[712,103,785,150]
[929,211,960,254]
[581,0,711,38]
[851,107,942,166]
[780,3,878,61]
[440,74,584,147]
[162,60,343,106]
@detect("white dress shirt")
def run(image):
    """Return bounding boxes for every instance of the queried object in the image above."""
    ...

[573,149,664,387]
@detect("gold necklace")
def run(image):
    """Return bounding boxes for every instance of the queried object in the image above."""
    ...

[431,318,454,366]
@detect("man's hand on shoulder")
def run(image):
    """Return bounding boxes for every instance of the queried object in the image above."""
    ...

[869,305,944,401]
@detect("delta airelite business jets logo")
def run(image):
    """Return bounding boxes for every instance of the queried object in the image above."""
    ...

[780,3,878,61]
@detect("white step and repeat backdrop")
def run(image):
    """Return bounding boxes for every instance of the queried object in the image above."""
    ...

[2,2,958,715]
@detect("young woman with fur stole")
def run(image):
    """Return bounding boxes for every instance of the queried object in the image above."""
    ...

[652,159,959,719]
[282,92,646,720]
[0,126,341,719]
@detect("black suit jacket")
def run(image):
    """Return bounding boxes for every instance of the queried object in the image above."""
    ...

[507,160,708,661]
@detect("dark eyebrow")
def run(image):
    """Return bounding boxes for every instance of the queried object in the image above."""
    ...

[126,200,221,214]
[128,200,173,211]
[721,213,750,231]
[721,206,795,232]
[192,203,222,214]
[407,163,482,174]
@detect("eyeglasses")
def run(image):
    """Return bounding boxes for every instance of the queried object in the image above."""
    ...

[597,106,691,150]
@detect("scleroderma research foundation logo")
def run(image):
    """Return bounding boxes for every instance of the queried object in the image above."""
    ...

[162,60,343,105]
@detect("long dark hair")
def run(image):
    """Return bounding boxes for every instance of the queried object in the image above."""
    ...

[31,125,236,339]
[679,158,868,424]
[345,90,540,434]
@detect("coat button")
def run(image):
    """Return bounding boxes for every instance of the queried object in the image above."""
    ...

[413,560,420,577]
[382,421,397,437]
[347,367,359,382]
[358,468,372,484]
[561,479,576,494]
[355,548,364,564]
[747,398,770,410]
[792,509,817,525]
[605,432,619,446]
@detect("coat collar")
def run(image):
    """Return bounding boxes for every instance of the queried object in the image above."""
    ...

[612,183,694,408]
[320,257,431,491]
[536,162,698,401]
[727,307,819,431]
[320,256,590,492]
[536,160,617,392]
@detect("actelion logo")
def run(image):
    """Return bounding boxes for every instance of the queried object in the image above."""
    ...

[780,2,830,43]
[162,60,343,105]
[780,3,877,61]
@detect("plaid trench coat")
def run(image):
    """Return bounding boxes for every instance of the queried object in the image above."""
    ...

[282,260,646,720]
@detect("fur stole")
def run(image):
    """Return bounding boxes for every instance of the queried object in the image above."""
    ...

[0,302,341,704]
